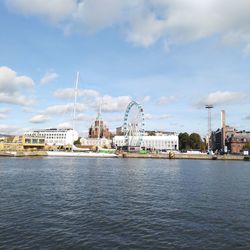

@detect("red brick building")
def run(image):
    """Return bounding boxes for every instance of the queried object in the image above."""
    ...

[227,131,250,154]
[89,113,112,139]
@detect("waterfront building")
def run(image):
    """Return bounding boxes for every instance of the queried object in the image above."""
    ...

[81,113,112,148]
[24,128,78,146]
[212,125,236,152]
[113,133,179,151]
[211,110,250,153]
[0,135,45,151]
[227,130,250,154]
[80,137,112,148]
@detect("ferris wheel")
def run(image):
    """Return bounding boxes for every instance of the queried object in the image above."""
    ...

[123,101,145,148]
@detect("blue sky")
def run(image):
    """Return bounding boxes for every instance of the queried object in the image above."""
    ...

[0,0,250,137]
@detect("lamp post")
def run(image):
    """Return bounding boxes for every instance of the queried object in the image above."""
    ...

[205,105,214,150]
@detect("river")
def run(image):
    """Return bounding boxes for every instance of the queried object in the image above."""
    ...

[0,158,249,249]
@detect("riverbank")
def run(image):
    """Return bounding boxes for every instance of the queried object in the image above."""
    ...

[0,151,47,157]
[0,151,249,161]
[120,152,250,161]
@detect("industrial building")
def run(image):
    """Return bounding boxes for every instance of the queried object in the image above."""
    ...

[212,110,250,154]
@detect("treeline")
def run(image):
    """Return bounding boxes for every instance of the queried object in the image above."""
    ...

[179,132,206,151]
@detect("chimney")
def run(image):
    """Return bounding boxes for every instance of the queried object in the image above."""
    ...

[221,110,226,151]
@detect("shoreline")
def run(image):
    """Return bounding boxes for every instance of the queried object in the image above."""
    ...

[120,152,250,161]
[0,151,249,161]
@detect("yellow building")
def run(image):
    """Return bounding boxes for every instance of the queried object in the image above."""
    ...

[0,135,45,151]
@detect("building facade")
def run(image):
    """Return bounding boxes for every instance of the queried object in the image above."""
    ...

[80,138,112,148]
[89,113,112,139]
[0,135,45,151]
[24,128,78,146]
[227,131,250,154]
[113,133,179,151]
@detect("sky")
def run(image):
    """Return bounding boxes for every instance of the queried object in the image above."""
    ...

[0,0,250,137]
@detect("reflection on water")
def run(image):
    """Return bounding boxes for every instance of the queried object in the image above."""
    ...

[0,158,249,249]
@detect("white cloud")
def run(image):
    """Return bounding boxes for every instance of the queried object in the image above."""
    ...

[0,66,35,106]
[6,0,77,23]
[0,114,7,119]
[96,95,131,112]
[30,114,49,123]
[157,96,177,105]
[40,71,58,84]
[0,124,24,135]
[243,115,250,120]
[22,107,34,113]
[76,113,95,121]
[55,88,131,113]
[145,113,172,120]
[0,93,35,106]
[157,114,172,120]
[196,91,246,108]
[0,108,11,113]
[57,122,72,129]
[44,103,86,115]
[6,0,250,51]
[142,95,151,103]
[54,88,99,99]
[0,107,11,119]
[144,113,153,120]
[29,103,87,125]
[105,115,123,123]
[0,66,34,92]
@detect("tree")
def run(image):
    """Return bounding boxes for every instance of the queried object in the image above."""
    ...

[179,133,190,150]
[74,137,81,146]
[179,132,204,151]
[148,131,156,136]
[243,142,250,149]
[189,133,202,149]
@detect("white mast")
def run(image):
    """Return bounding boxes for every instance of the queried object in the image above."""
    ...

[72,72,79,151]
[97,98,102,140]
[73,72,79,131]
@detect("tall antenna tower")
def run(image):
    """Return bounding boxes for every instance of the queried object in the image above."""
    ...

[205,105,214,150]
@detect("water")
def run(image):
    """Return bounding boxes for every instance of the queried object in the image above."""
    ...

[0,158,249,249]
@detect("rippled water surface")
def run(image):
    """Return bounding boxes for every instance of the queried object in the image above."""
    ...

[0,158,250,249]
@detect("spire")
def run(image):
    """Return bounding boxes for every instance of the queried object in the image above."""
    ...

[96,111,102,121]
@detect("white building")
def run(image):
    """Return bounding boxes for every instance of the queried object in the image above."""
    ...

[113,133,179,151]
[80,138,112,148]
[24,128,78,146]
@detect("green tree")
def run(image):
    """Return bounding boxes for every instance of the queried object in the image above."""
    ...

[189,133,202,149]
[74,137,81,146]
[179,133,190,150]
[243,142,250,149]
[148,131,156,136]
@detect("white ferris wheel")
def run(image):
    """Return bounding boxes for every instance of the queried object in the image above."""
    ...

[123,101,145,148]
